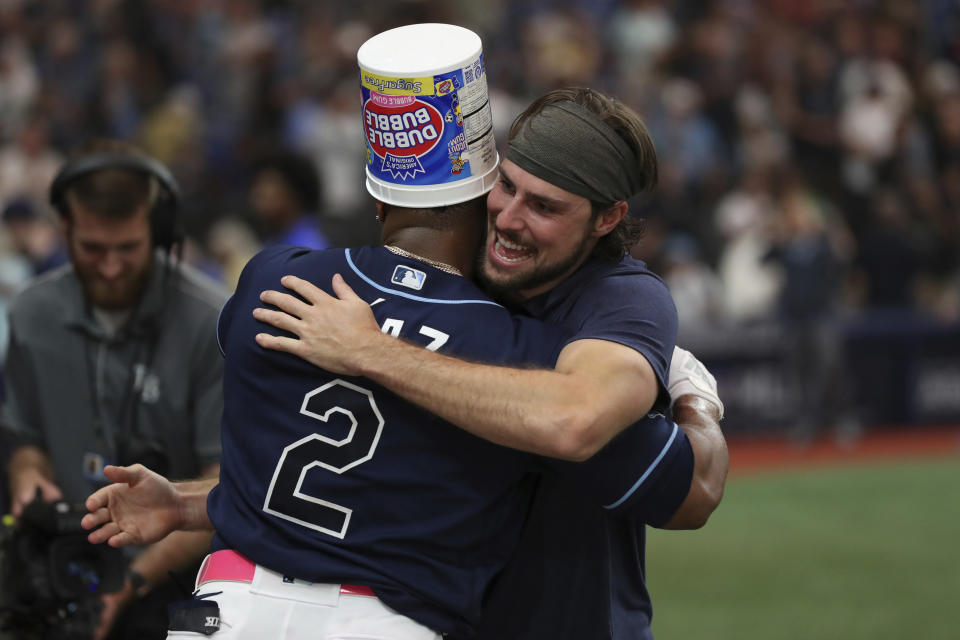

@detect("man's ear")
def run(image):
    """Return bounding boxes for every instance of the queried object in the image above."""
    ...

[591,201,628,237]
[375,201,385,223]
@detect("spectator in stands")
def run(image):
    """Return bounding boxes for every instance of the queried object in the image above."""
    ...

[713,168,781,324]
[206,215,262,291]
[0,33,39,142]
[660,231,725,338]
[764,171,856,444]
[1,197,68,277]
[0,114,62,214]
[249,150,331,249]
[850,188,923,311]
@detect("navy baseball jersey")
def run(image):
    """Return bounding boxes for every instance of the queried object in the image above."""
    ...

[475,255,692,640]
[207,246,681,638]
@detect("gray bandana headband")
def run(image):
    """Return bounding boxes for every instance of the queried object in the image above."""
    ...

[505,100,642,203]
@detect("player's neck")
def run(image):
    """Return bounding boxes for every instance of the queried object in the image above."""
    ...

[381,227,478,278]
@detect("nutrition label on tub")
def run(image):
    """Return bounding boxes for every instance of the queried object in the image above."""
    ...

[359,53,496,187]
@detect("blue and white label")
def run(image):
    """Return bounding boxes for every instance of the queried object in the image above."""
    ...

[391,265,426,290]
[360,53,495,187]
[381,152,427,181]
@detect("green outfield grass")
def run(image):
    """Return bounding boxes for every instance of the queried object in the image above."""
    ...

[647,458,960,640]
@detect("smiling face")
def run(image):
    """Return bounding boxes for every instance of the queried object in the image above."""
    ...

[67,199,153,310]
[478,159,624,302]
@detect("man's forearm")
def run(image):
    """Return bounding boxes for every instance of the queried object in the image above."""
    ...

[134,466,217,583]
[661,396,728,529]
[255,273,658,460]
[173,477,218,531]
[354,334,592,458]
[353,333,655,461]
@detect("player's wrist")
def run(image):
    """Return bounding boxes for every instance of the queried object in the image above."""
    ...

[352,329,398,378]
[672,393,723,423]
[669,379,724,420]
[174,484,203,530]
[125,567,151,599]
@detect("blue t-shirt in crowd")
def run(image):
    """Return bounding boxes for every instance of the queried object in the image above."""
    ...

[267,216,331,250]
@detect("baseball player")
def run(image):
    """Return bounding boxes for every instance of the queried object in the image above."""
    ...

[85,194,700,639]
[252,87,728,639]
[86,26,725,638]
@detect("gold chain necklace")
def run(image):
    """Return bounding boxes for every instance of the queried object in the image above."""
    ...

[384,245,463,276]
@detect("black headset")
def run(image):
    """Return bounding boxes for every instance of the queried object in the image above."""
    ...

[49,151,184,253]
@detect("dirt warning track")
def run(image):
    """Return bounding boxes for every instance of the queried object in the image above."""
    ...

[729,425,960,475]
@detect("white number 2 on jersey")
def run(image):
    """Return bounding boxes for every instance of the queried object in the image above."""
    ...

[262,380,384,539]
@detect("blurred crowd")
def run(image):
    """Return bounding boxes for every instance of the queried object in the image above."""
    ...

[1,0,959,428]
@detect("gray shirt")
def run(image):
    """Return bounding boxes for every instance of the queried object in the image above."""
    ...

[2,252,228,503]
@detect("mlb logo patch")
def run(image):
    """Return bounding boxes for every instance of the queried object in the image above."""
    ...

[391,265,426,290]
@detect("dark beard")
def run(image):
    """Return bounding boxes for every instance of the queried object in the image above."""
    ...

[78,261,152,310]
[476,231,593,306]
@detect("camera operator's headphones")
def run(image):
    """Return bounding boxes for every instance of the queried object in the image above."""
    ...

[49,152,184,253]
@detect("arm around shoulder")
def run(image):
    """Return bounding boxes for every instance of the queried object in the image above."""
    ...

[253,274,661,460]
[355,335,661,461]
[543,338,662,460]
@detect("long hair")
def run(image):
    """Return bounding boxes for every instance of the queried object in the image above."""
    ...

[509,88,658,260]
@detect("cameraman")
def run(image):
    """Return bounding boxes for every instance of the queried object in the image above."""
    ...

[1,139,225,639]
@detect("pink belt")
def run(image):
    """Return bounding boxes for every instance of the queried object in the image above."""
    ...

[197,550,376,597]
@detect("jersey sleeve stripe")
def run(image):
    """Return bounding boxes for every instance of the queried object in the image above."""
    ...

[346,249,502,307]
[602,422,679,510]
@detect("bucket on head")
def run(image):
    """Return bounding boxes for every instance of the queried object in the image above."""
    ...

[357,23,499,208]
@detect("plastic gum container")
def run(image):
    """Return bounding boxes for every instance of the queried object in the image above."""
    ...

[357,23,499,207]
